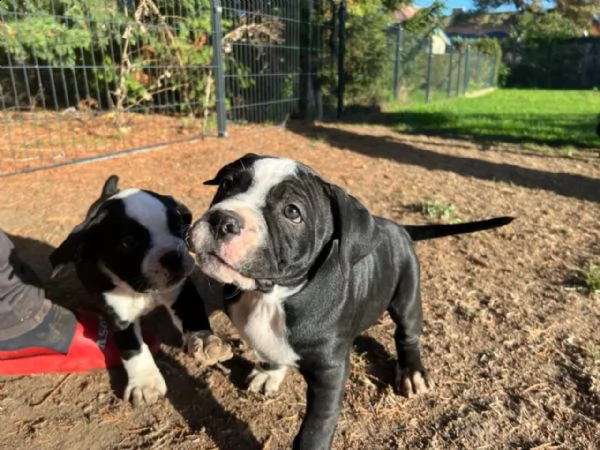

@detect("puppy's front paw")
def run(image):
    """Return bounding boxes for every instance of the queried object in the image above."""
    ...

[395,366,434,398]
[124,371,167,407]
[184,331,233,367]
[247,365,287,396]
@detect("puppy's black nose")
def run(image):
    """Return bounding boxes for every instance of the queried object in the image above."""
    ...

[208,210,244,239]
[160,250,182,272]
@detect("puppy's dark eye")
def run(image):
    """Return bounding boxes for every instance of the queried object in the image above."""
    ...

[283,204,302,224]
[119,235,137,250]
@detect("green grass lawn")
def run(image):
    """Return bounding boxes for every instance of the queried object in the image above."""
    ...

[388,89,600,149]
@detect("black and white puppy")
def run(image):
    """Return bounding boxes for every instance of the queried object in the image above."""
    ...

[188,154,514,450]
[50,175,232,406]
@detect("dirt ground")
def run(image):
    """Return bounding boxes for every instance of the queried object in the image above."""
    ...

[0,120,599,450]
[0,110,259,175]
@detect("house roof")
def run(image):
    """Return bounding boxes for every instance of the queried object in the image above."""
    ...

[444,11,518,39]
[444,10,600,39]
[394,5,421,23]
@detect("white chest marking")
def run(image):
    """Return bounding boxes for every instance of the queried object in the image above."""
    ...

[103,275,181,324]
[229,285,301,366]
[104,289,159,324]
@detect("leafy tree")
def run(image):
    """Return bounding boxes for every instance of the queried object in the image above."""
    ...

[402,0,446,34]
[343,5,394,104]
[474,0,542,13]
[336,0,447,105]
[474,0,600,31]
[512,10,580,41]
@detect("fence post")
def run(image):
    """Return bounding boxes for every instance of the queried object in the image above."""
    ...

[336,0,346,118]
[425,35,434,103]
[463,45,471,94]
[594,41,600,87]
[456,50,463,96]
[446,48,453,97]
[210,0,227,137]
[475,49,481,85]
[330,0,337,87]
[546,41,554,88]
[314,1,324,119]
[581,41,590,88]
[490,53,497,87]
[306,0,315,119]
[392,24,403,101]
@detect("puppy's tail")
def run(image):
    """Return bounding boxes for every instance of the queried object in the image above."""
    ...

[404,216,515,242]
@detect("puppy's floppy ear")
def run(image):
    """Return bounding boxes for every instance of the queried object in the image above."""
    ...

[203,176,221,186]
[203,164,230,186]
[84,175,120,219]
[240,152,259,160]
[49,210,106,278]
[52,176,118,276]
[328,184,381,272]
[203,153,261,185]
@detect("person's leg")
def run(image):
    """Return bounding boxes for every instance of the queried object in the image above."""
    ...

[0,229,158,375]
[0,229,76,353]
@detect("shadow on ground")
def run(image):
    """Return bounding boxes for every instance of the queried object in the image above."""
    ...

[287,120,600,204]
[325,106,600,150]
[353,335,396,389]
[5,232,262,450]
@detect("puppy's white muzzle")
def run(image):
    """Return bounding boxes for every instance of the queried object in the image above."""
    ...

[189,214,257,291]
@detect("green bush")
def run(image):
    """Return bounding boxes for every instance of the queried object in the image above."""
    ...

[331,0,449,106]
[0,0,215,114]
[500,11,600,89]
[343,10,395,105]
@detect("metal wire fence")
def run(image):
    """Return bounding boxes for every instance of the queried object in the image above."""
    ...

[0,1,497,177]
[386,26,498,106]
[221,2,300,125]
[1,0,220,175]
[504,37,600,89]
[0,0,333,175]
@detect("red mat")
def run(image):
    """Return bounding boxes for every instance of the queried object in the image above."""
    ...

[0,312,159,376]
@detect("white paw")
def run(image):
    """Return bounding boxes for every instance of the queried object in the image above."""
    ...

[122,344,167,406]
[184,331,233,366]
[124,370,167,407]
[247,366,287,396]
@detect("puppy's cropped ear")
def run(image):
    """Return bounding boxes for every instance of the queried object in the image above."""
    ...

[328,184,381,272]
[49,211,105,278]
[101,175,120,198]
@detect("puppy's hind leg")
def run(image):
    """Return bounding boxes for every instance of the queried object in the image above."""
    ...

[388,255,434,398]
